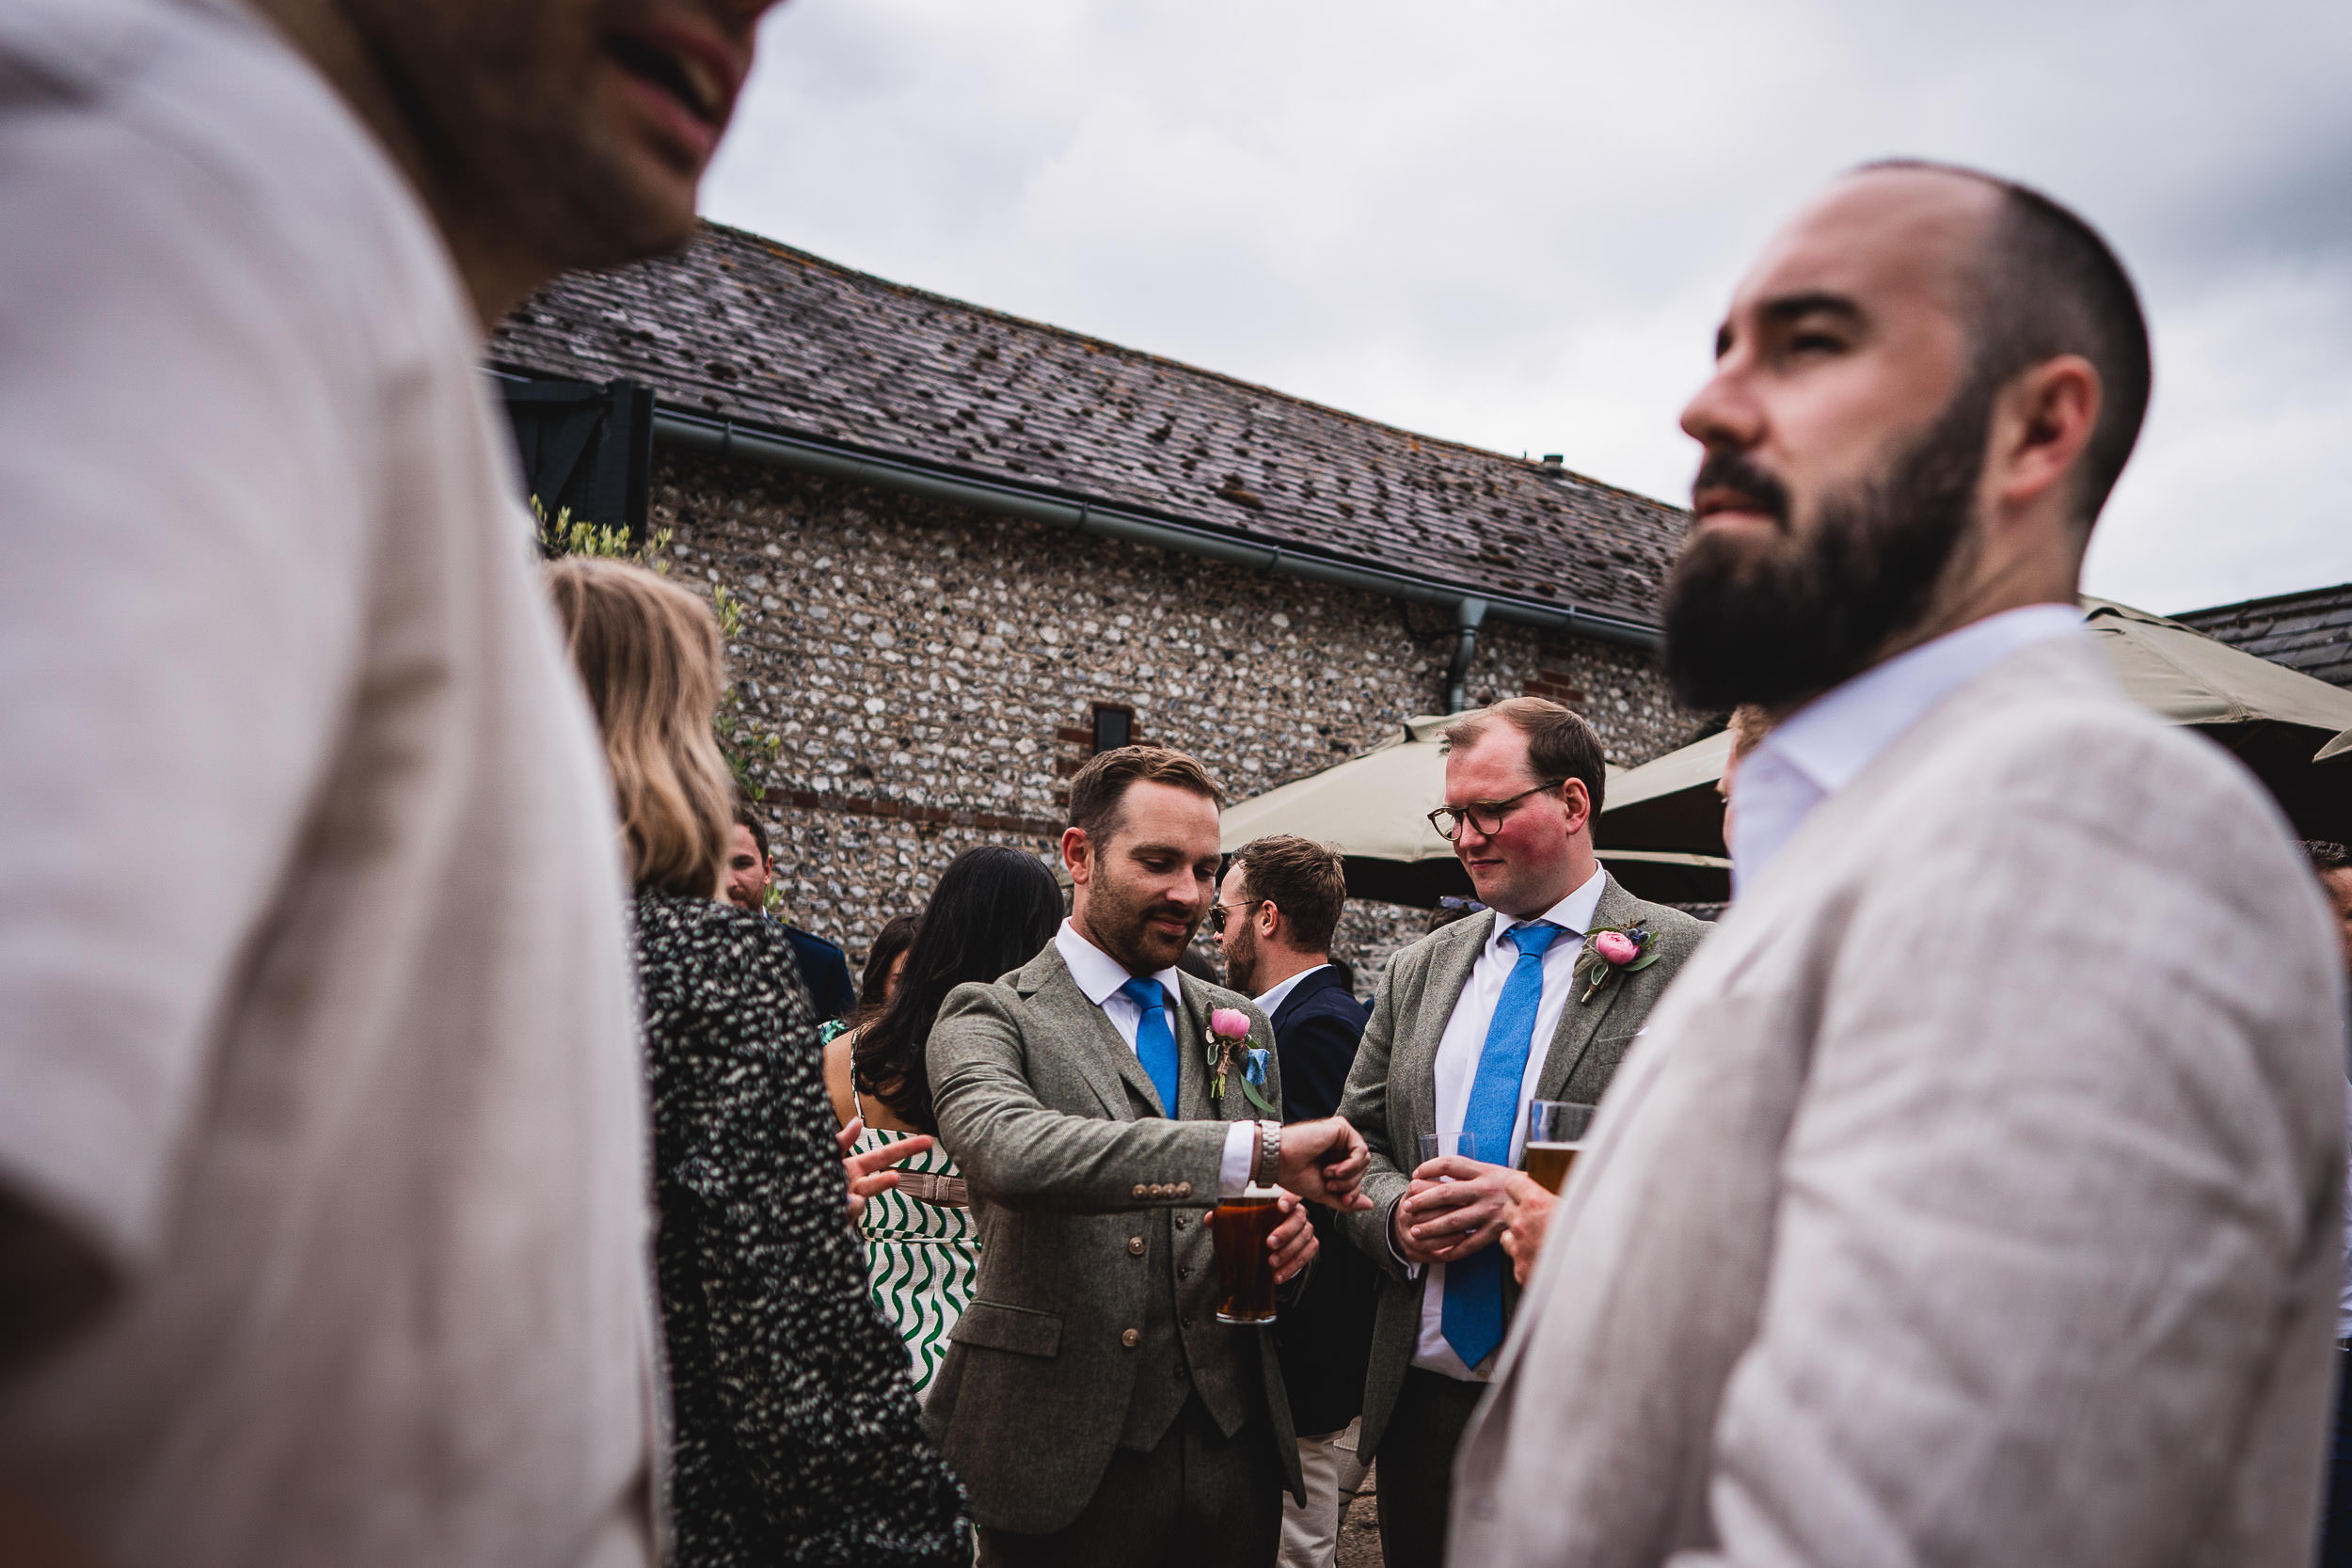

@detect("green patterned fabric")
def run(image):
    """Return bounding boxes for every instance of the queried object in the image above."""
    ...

[852,1116,980,1394]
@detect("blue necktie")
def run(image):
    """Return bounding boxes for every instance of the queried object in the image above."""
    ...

[1121,977,1182,1117]
[1441,921,1564,1370]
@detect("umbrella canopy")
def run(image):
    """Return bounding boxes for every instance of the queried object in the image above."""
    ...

[1597,596,2352,869]
[1218,715,1731,908]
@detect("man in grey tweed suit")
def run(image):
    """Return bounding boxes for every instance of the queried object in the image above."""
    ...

[927,746,1373,1567]
[1332,698,1708,1568]
[1452,164,2347,1567]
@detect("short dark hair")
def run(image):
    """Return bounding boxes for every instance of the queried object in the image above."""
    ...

[2305,841,2352,876]
[1233,835,1348,956]
[1439,697,1609,818]
[731,800,770,866]
[1861,160,2151,528]
[1067,745,1224,844]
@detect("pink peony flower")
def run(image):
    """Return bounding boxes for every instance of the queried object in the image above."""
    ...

[1594,930,1641,966]
[1209,1007,1253,1039]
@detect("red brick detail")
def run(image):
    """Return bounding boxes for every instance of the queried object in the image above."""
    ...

[771,788,1061,838]
[1523,669,1586,707]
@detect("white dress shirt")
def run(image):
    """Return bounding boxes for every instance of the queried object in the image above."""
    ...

[1411,865,1609,1379]
[1732,604,2088,895]
[1251,961,1331,1020]
[1054,920,1259,1195]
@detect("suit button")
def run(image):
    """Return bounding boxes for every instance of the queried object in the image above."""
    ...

[1132,1183,1147,1198]
[1181,1314,1193,1330]
[1174,1365,1188,1380]
[1121,1328,1141,1348]
[1173,1215,1187,1230]
[1176,1182,1192,1197]
[1177,1265,1189,1279]
[1128,1237,1146,1256]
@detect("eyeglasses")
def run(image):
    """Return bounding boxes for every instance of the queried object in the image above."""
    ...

[1425,780,1567,842]
[1207,898,1267,935]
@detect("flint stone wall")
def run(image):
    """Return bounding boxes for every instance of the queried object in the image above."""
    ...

[650,449,1692,989]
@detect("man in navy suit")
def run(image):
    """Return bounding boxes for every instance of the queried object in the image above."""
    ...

[1216,836,1377,1568]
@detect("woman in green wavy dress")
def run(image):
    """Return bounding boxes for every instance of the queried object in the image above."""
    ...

[824,847,1062,1394]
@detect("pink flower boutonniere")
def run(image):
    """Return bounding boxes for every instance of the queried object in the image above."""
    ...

[1206,1007,1279,1114]
[1578,921,1661,1004]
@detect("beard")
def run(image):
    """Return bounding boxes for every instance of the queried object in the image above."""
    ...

[1084,862,1200,975]
[1661,372,1995,713]
[1222,921,1262,996]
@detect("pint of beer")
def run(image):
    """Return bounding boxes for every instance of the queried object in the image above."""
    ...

[1211,1183,1281,1324]
[1522,1101,1596,1194]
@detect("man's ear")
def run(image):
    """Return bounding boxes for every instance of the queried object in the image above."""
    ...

[1559,777,1593,835]
[1060,826,1092,885]
[1989,354,2101,522]
[1256,899,1282,942]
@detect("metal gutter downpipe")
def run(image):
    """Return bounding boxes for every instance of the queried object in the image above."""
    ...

[1444,597,1488,715]
[649,408,1663,652]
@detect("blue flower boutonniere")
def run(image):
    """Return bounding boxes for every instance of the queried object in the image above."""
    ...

[1207,1008,1280,1115]
[1577,921,1661,1004]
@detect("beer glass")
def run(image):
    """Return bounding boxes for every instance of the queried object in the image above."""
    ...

[1416,1131,1481,1169]
[1212,1181,1282,1324]
[1521,1101,1596,1193]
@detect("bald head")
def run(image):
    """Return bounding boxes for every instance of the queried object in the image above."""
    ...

[1858,161,2151,525]
[1664,163,2145,712]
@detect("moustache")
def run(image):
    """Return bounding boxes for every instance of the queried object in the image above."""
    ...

[1691,451,1791,528]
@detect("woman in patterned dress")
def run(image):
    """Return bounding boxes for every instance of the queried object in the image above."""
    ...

[548,559,966,1567]
[823,847,1062,1393]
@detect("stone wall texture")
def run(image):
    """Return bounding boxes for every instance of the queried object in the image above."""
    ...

[651,449,1695,988]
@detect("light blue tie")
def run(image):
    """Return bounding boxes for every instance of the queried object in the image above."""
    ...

[1441,920,1565,1369]
[1121,977,1182,1117]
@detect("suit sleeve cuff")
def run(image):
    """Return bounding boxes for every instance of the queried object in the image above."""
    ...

[1218,1121,1258,1196]
[1383,1196,1422,1277]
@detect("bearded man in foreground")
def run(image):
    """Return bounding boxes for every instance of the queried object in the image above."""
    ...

[1450,163,2346,1567]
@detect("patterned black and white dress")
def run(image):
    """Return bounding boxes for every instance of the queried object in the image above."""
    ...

[633,886,968,1568]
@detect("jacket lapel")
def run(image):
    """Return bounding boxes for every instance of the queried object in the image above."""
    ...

[1174,972,1223,1123]
[1021,948,1164,1121]
[1398,912,1492,1141]
[1534,875,1637,1102]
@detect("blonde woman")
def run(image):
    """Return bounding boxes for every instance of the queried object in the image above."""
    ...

[545,558,966,1568]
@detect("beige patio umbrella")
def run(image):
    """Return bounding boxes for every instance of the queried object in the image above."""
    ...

[1218,714,1730,908]
[1598,596,2352,868]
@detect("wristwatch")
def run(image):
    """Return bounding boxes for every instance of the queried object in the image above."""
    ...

[1256,1120,1282,1188]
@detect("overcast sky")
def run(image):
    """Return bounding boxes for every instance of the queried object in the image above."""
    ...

[702,0,2351,615]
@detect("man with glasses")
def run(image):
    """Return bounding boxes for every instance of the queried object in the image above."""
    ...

[1331,698,1708,1568]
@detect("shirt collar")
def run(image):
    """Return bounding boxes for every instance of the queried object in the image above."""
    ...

[1252,962,1331,1017]
[1734,603,2086,890]
[1486,863,1609,957]
[1055,918,1183,1007]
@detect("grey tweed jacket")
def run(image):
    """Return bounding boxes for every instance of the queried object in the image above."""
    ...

[1334,874,1708,1459]
[1450,636,2347,1568]
[924,944,1305,1536]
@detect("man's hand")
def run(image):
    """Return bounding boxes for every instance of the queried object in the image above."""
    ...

[835,1117,935,1225]
[1267,1190,1317,1283]
[1391,1155,1514,1265]
[1497,1171,1555,1286]
[1276,1117,1373,1211]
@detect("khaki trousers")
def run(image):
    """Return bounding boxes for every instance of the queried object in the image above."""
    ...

[1278,1417,1366,1568]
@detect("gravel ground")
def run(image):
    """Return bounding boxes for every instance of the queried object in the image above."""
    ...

[1336,1462,1383,1567]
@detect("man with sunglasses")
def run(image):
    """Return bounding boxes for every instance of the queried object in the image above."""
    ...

[1331,698,1708,1568]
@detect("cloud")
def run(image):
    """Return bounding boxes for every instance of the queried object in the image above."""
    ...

[706,0,2352,613]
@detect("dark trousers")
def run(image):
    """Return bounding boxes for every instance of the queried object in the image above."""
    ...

[2324,1346,2352,1567]
[978,1396,1283,1568]
[1376,1368,1487,1568]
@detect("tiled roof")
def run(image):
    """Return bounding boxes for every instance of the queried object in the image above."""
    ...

[489,222,1689,626]
[2175,582,2352,690]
